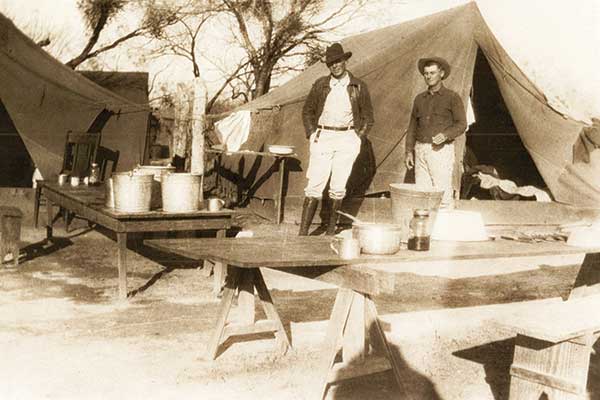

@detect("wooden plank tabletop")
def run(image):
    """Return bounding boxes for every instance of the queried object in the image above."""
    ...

[41,181,236,220]
[145,236,600,269]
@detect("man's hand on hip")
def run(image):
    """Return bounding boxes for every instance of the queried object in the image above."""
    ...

[405,152,414,169]
[432,133,447,145]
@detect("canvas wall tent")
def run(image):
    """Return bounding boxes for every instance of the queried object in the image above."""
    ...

[216,2,600,208]
[0,13,149,182]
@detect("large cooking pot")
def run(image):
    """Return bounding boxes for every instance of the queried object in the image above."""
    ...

[351,222,402,255]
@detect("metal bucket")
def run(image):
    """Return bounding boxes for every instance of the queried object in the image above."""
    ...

[133,165,176,209]
[389,183,443,243]
[112,172,153,212]
[161,173,201,212]
[104,178,115,208]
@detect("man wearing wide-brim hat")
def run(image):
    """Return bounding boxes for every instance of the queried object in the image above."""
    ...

[299,43,374,236]
[404,56,467,207]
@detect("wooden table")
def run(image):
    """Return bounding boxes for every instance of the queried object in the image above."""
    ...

[38,181,235,300]
[146,235,600,399]
[208,148,296,224]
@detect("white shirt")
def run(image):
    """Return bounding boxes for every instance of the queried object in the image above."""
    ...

[318,73,353,128]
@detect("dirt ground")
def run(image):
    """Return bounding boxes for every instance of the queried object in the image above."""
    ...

[1,214,599,400]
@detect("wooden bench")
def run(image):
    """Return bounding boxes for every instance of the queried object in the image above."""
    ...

[503,295,600,400]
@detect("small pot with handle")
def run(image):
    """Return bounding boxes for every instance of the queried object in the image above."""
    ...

[337,211,402,255]
[352,222,402,255]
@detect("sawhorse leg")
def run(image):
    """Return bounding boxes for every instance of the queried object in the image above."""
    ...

[314,288,414,400]
[204,266,291,360]
[201,229,228,296]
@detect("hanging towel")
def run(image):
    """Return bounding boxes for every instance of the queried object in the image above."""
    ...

[215,110,252,152]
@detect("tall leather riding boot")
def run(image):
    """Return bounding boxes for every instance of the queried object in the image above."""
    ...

[326,199,343,236]
[298,197,319,236]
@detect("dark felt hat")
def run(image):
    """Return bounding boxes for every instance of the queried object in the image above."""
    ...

[324,43,352,65]
[418,57,451,79]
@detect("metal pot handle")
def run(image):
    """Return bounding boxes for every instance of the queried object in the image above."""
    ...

[329,240,339,255]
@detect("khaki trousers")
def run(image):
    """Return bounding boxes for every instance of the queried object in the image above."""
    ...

[414,142,455,205]
[304,129,362,200]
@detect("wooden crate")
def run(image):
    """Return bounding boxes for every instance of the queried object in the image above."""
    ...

[0,205,22,267]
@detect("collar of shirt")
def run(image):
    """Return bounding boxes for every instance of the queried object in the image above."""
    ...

[329,73,350,89]
[427,84,446,96]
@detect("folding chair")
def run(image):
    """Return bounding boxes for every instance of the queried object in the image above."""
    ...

[96,146,120,181]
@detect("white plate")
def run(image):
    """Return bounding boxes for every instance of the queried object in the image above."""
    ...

[268,145,294,155]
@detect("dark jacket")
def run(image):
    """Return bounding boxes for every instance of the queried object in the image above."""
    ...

[302,72,374,138]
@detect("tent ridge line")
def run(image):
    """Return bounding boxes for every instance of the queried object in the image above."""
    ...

[2,50,147,113]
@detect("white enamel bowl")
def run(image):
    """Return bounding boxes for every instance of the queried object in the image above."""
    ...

[431,210,489,242]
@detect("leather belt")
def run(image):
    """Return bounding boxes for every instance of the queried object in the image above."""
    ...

[317,125,354,131]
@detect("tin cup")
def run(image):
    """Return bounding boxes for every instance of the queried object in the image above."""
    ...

[70,176,80,187]
[207,198,225,212]
[58,173,69,186]
[330,237,361,260]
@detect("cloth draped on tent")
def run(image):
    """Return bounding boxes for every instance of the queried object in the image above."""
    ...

[215,111,252,152]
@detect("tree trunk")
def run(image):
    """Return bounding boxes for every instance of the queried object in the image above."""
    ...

[253,67,273,98]
[191,77,207,202]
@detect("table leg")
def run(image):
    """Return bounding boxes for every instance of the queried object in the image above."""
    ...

[315,289,410,400]
[205,267,291,360]
[275,158,286,224]
[33,184,41,228]
[212,229,227,295]
[117,232,128,301]
[45,197,53,242]
[238,269,255,325]
[343,292,366,364]
[64,210,72,233]
[205,267,240,360]
[314,288,354,400]
[253,269,291,355]
[365,296,414,399]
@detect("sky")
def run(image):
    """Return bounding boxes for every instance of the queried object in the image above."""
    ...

[1,0,598,121]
